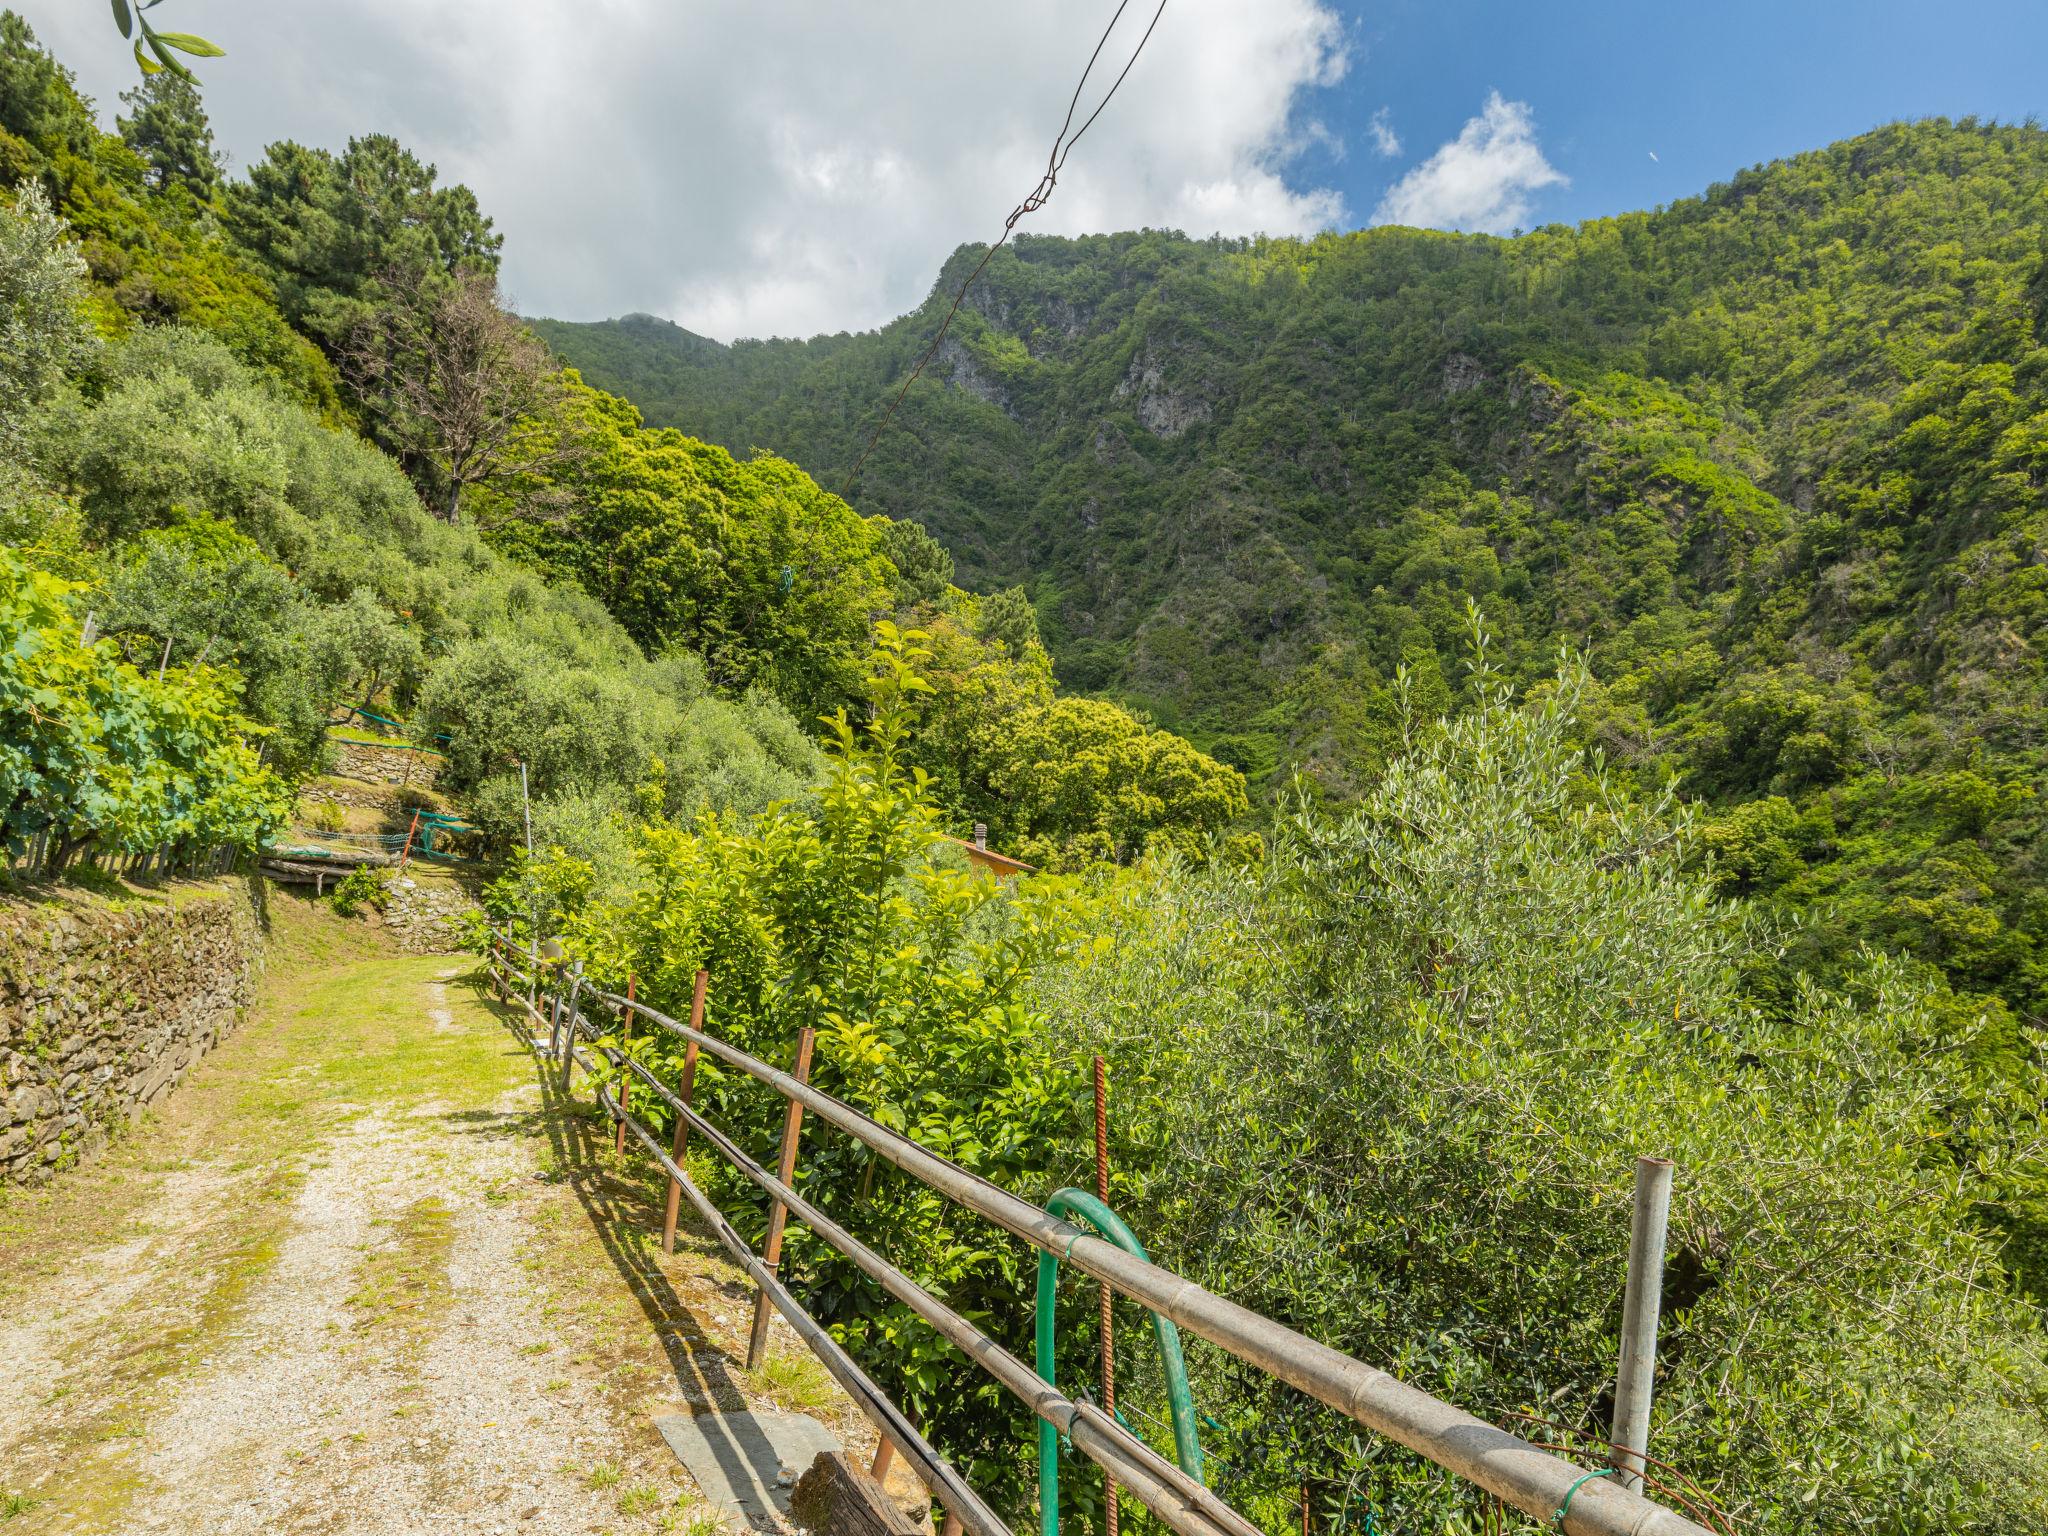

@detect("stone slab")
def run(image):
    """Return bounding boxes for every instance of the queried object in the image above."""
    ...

[654,1410,843,1530]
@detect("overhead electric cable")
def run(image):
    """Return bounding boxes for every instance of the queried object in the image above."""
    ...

[842,0,1170,496]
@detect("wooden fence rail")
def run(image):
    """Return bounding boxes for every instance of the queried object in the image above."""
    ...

[485,928,1718,1536]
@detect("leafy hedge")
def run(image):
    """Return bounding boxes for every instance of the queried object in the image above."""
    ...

[0,546,289,869]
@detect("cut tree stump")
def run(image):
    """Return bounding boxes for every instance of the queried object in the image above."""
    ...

[789,1451,927,1536]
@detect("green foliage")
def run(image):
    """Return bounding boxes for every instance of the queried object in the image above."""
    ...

[877,515,955,608]
[329,863,389,918]
[540,117,2048,1028]
[0,545,290,864]
[521,629,1097,1507]
[224,133,501,360]
[106,0,224,82]
[473,379,896,721]
[902,604,1250,868]
[1033,638,2048,1534]
[115,71,222,198]
[1,14,338,413]
[991,694,1252,868]
[0,181,95,449]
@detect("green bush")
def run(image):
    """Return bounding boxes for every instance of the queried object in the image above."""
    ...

[508,628,1090,1509]
[1033,633,2048,1533]
[0,545,291,867]
[329,863,389,918]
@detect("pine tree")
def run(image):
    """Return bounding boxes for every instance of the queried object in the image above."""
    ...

[116,71,223,199]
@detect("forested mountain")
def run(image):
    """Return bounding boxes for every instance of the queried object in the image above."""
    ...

[539,118,2048,1030]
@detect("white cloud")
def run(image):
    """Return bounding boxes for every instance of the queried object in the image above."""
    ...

[1367,106,1401,158]
[16,0,1349,340]
[1371,91,1565,234]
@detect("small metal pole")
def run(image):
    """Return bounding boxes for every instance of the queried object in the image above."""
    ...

[747,1025,816,1370]
[1611,1155,1674,1492]
[399,810,420,870]
[871,1437,896,1481]
[1300,1481,1311,1536]
[662,970,709,1255]
[1096,1054,1119,1536]
[557,963,585,1094]
[614,973,635,1157]
[517,759,534,858]
[940,1513,962,1536]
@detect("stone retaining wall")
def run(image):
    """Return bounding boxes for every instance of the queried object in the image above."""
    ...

[383,876,479,956]
[299,779,399,814]
[327,737,443,789]
[0,879,263,1186]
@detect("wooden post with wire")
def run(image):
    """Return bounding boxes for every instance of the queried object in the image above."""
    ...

[661,969,709,1255]
[748,1025,816,1370]
[1096,1054,1119,1536]
[614,972,636,1157]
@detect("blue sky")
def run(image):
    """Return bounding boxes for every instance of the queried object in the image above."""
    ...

[1305,0,2048,233]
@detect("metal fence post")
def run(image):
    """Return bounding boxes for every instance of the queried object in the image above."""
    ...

[662,970,710,1255]
[1096,1054,1119,1536]
[747,1025,816,1370]
[1611,1156,1674,1492]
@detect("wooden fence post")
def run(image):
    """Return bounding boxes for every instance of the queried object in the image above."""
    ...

[615,973,636,1157]
[558,965,584,1094]
[662,969,710,1256]
[748,1025,816,1370]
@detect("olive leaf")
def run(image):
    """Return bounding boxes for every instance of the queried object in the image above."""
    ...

[111,1,225,78]
[151,31,226,58]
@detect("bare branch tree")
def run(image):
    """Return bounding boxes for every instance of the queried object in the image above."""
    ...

[344,265,570,523]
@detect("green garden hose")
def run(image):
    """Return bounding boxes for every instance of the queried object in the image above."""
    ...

[1035,1187,1202,1536]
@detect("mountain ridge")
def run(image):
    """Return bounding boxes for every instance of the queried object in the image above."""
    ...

[537,116,2048,1025]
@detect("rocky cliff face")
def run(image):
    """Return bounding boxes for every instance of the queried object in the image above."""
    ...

[0,879,264,1186]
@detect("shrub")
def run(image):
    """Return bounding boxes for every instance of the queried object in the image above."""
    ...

[1034,636,2048,1533]
[0,546,291,867]
[330,864,389,918]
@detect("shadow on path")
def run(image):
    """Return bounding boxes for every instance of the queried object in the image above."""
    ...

[448,969,807,1528]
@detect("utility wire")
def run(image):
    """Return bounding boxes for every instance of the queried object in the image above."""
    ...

[841,0,1170,497]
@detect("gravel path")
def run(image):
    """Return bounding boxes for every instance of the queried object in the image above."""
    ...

[0,937,900,1535]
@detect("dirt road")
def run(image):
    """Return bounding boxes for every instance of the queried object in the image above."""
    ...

[0,890,874,1534]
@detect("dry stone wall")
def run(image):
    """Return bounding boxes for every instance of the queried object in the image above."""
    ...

[327,737,443,789]
[382,876,479,955]
[0,879,263,1186]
